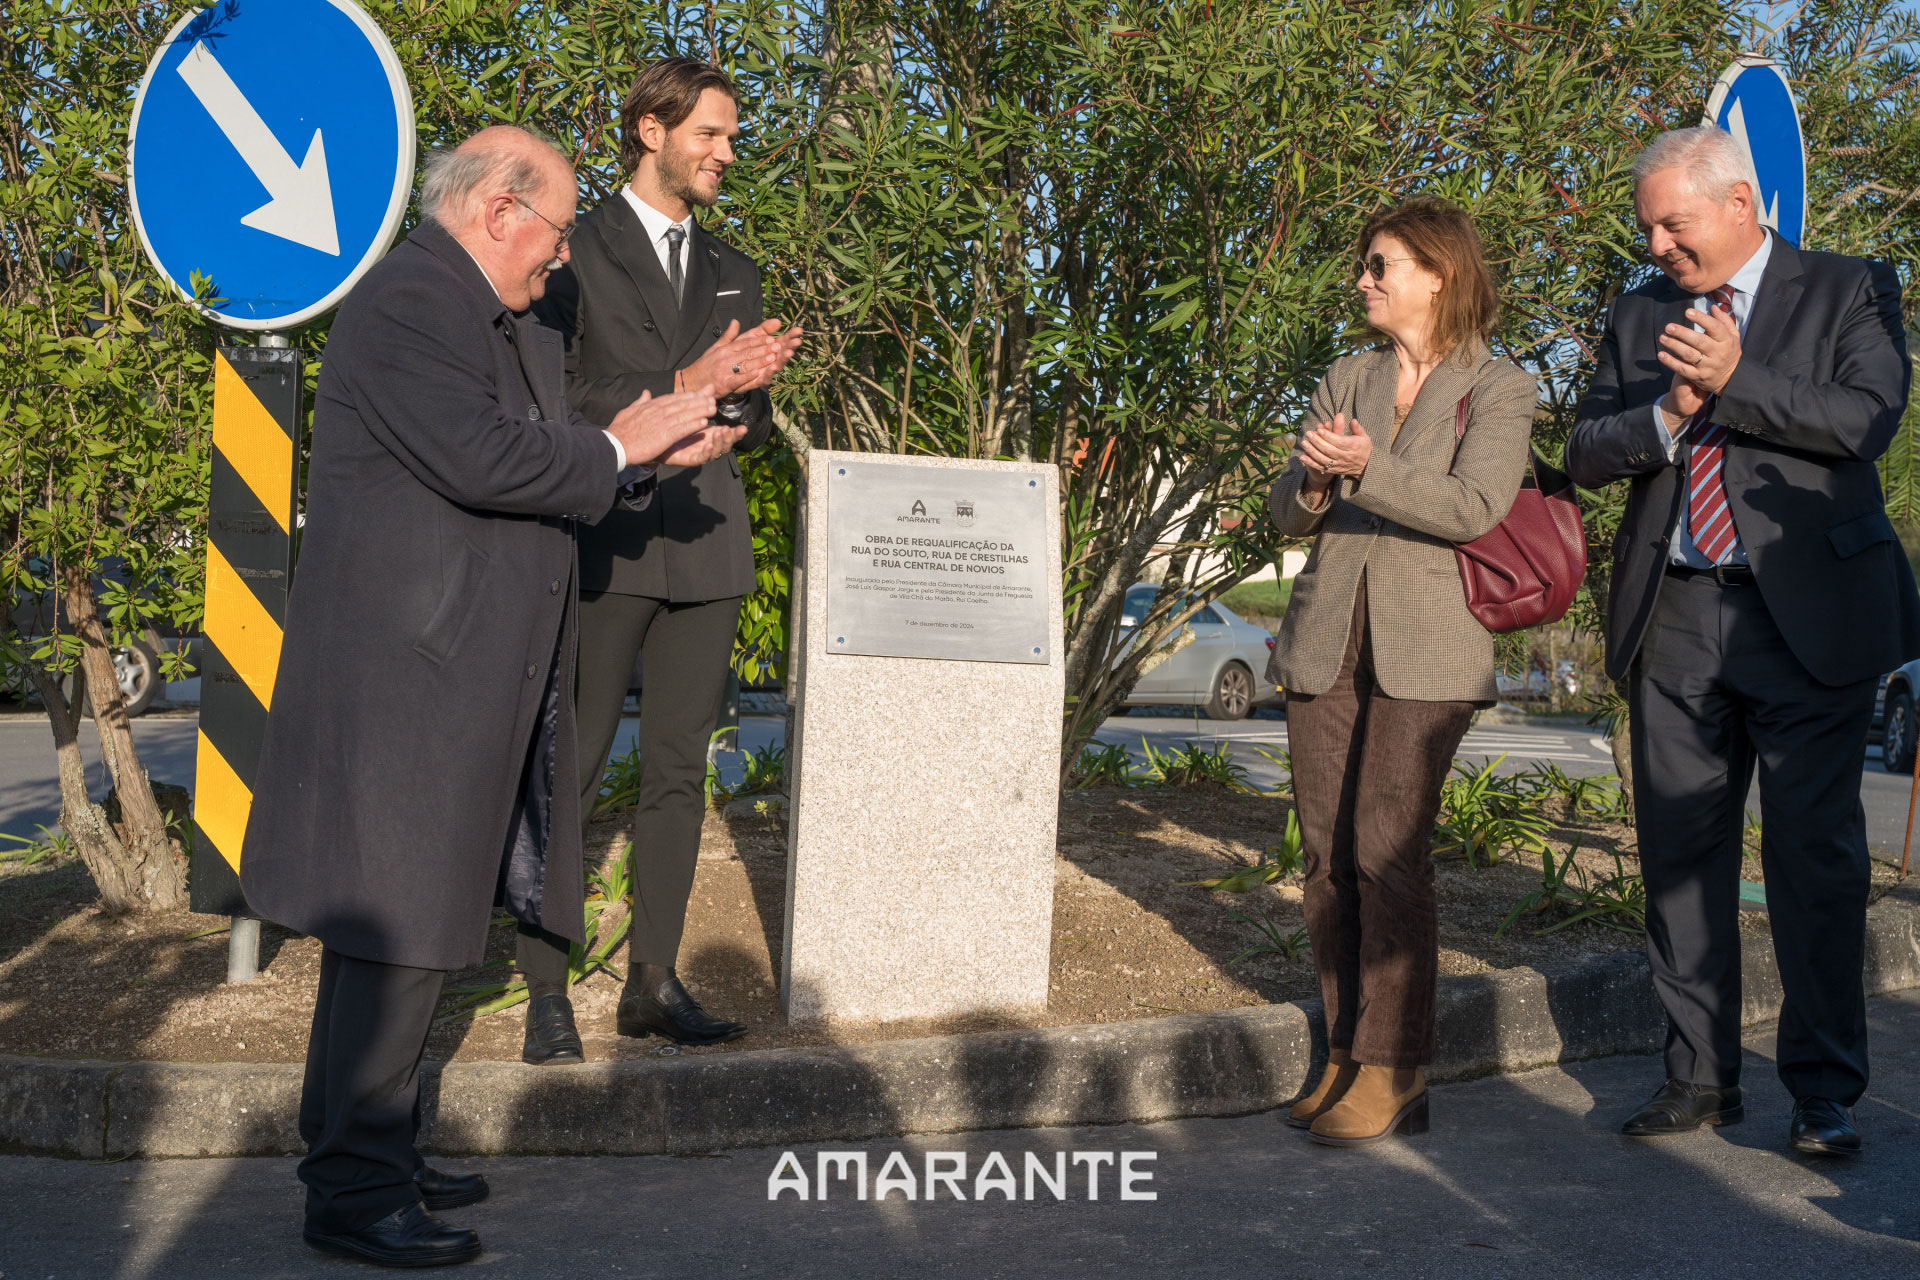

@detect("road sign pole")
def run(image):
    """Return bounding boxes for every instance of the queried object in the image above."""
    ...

[218,328,293,984]
[222,328,292,983]
[194,335,302,980]
[1903,732,1918,878]
[227,915,263,984]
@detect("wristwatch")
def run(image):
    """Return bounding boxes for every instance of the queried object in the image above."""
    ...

[715,393,750,424]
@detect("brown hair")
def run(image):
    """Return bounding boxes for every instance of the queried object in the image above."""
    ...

[1354,196,1499,362]
[620,57,739,170]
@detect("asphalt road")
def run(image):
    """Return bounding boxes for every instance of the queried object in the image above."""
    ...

[1,706,1913,858]
[3,991,1917,1279]
[1092,709,1919,860]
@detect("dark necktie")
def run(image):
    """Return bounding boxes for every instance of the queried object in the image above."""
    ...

[665,225,685,305]
[1685,285,1739,564]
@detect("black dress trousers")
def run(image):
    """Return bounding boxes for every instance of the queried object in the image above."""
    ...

[297,948,445,1232]
[573,589,744,967]
[1630,571,1878,1105]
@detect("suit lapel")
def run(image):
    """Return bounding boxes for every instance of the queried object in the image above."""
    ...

[1391,341,1488,457]
[1349,350,1398,457]
[1736,235,1806,370]
[595,196,680,348]
[515,313,570,426]
[669,224,722,368]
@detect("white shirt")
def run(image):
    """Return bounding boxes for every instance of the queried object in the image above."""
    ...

[1652,231,1774,567]
[449,234,645,477]
[620,185,695,282]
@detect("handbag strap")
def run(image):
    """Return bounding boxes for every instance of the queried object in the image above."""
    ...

[1453,384,1552,492]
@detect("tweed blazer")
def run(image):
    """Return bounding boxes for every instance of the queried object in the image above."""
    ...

[1268,343,1539,703]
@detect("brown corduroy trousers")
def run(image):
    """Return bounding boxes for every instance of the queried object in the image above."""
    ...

[1284,577,1475,1067]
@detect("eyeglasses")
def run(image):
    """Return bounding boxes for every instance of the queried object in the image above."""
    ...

[1352,252,1417,281]
[514,197,576,246]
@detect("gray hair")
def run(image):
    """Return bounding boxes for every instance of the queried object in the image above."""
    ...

[1631,126,1753,203]
[419,127,569,226]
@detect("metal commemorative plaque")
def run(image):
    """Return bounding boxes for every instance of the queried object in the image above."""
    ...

[826,461,1049,664]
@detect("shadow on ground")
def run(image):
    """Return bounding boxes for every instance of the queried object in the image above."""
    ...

[8,993,1920,1279]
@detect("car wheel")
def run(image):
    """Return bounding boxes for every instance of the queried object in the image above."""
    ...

[65,639,162,720]
[1886,687,1917,775]
[1205,662,1254,721]
[115,639,162,717]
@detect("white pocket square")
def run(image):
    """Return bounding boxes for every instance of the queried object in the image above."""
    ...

[716,289,741,297]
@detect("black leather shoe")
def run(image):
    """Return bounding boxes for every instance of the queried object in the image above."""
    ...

[1790,1097,1861,1156]
[414,1165,489,1211]
[304,1202,482,1268]
[1621,1079,1744,1136]
[521,990,584,1066]
[616,971,747,1045]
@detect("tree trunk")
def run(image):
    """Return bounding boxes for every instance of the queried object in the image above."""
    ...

[39,567,189,912]
[1608,697,1635,813]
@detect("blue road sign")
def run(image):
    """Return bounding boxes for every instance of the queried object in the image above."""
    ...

[1704,57,1806,248]
[128,0,415,331]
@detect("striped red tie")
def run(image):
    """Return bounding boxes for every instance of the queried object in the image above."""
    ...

[1685,285,1740,565]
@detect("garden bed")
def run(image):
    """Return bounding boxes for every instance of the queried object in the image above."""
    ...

[3,783,1886,1067]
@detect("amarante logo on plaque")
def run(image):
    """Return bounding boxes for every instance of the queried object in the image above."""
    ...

[955,499,976,527]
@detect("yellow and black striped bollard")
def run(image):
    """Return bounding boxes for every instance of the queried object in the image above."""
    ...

[192,341,302,977]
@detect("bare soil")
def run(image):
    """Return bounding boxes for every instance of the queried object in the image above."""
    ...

[2,787,1904,1065]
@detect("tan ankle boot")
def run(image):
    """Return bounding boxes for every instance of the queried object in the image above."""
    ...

[1308,1064,1427,1146]
[1286,1050,1357,1129]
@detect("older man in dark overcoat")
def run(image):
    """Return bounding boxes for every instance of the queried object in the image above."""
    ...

[239,125,738,1268]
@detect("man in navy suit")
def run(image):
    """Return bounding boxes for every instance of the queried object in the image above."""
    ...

[1568,125,1918,1156]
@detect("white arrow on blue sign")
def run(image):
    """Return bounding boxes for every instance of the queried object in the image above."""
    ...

[1703,57,1807,248]
[128,0,415,331]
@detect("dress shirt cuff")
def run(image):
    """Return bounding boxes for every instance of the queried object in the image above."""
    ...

[1651,403,1682,461]
[602,429,656,491]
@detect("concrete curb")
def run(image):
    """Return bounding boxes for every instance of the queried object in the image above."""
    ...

[6,896,1919,1159]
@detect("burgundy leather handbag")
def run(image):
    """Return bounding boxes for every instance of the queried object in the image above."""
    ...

[1450,394,1586,633]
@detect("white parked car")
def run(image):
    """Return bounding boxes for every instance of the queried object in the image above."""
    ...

[1114,584,1279,720]
[1494,659,1580,702]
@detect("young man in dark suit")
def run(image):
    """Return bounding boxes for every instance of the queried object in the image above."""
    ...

[1568,125,1919,1157]
[527,58,802,1061]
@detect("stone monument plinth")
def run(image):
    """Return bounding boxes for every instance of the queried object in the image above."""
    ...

[782,451,1063,1024]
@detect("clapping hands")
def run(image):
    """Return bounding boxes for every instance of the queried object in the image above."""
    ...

[608,386,744,468]
[1292,413,1373,504]
[1658,301,1741,424]
[681,318,806,398]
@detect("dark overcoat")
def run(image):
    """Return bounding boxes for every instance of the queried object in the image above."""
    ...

[535,201,775,600]
[240,223,637,971]
[1566,236,1920,686]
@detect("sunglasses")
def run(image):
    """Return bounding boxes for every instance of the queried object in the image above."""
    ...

[1352,252,1417,281]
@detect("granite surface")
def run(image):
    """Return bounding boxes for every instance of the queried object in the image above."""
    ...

[783,451,1065,1024]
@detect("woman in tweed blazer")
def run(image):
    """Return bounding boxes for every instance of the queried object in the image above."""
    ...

[1269,197,1538,1147]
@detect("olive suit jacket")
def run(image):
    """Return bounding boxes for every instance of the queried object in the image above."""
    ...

[1268,343,1539,703]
